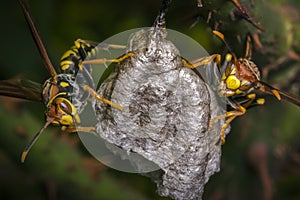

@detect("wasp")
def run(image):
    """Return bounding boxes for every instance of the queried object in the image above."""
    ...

[0,0,124,162]
[188,30,300,144]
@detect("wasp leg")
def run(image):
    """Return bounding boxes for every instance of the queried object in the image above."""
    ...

[219,109,245,144]
[81,52,134,65]
[62,125,95,133]
[99,43,126,51]
[211,93,263,144]
[83,85,124,111]
[62,126,96,133]
[220,116,236,144]
[210,105,246,129]
[61,126,98,137]
[79,53,134,111]
[70,39,126,57]
[210,104,246,144]
[76,39,126,51]
[183,54,221,69]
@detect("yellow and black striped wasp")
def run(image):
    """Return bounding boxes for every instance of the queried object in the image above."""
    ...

[0,0,124,162]
[188,31,300,144]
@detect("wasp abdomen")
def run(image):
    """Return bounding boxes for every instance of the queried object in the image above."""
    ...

[60,39,98,75]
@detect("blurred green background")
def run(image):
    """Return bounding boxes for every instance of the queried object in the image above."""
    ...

[0,0,299,199]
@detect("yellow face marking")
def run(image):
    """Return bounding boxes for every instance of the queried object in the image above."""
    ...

[226,75,241,90]
[55,98,80,125]
[60,81,70,88]
[60,115,74,126]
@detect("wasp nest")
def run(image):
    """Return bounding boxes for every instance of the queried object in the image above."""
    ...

[94,27,225,200]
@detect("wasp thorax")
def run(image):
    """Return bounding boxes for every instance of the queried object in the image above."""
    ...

[238,58,261,82]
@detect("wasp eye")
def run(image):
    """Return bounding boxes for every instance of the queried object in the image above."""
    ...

[57,99,72,114]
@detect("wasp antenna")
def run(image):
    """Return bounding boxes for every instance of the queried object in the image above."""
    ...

[21,118,53,163]
[213,30,238,61]
[19,0,57,77]
[259,81,281,100]
[154,0,172,28]
[212,30,225,40]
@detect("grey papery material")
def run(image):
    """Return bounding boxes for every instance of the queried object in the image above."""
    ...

[94,27,225,200]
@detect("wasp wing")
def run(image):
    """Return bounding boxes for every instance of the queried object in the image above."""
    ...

[0,79,42,102]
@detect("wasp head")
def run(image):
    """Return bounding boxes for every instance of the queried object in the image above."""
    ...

[218,55,261,97]
[42,75,81,127]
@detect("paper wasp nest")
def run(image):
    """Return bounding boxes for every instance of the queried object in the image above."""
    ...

[93,27,225,199]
